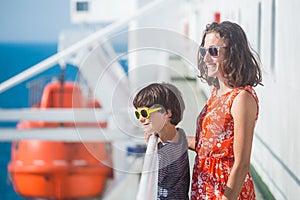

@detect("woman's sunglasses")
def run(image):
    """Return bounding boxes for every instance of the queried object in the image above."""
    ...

[199,46,225,58]
[134,107,162,120]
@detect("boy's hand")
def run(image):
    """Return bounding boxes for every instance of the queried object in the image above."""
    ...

[145,131,157,143]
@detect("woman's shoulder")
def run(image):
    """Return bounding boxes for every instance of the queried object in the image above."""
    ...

[231,86,259,119]
[234,86,258,103]
[227,86,259,113]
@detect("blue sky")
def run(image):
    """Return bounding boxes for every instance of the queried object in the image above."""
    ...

[0,0,75,43]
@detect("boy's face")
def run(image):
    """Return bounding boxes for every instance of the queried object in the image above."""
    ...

[135,106,168,133]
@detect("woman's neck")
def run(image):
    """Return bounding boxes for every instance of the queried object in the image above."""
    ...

[216,78,233,96]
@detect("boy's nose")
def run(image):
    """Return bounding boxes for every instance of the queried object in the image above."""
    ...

[139,117,146,122]
[139,116,149,123]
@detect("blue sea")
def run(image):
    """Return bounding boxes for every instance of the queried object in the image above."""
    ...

[0,42,78,199]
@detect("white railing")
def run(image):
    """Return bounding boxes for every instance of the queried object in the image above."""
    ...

[0,127,139,142]
[0,108,142,142]
[0,108,110,122]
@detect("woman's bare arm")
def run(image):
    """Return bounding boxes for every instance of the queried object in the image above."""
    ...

[187,136,196,151]
[222,91,257,200]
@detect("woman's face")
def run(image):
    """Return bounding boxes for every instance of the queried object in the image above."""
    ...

[203,32,226,78]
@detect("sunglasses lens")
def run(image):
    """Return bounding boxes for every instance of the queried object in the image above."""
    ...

[209,47,219,57]
[140,109,149,118]
[135,111,140,119]
[199,46,220,58]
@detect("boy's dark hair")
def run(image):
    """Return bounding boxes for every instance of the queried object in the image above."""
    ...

[133,83,185,126]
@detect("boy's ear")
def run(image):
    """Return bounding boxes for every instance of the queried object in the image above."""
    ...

[166,109,172,118]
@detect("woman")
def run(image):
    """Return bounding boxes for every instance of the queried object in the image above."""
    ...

[188,21,263,200]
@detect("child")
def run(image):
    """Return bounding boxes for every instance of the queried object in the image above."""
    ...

[133,83,190,200]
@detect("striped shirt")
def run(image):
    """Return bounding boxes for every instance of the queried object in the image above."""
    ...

[157,128,190,200]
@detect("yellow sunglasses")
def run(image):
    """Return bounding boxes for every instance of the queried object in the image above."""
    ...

[134,107,162,120]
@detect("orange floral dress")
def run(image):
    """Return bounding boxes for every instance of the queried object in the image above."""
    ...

[191,86,257,200]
